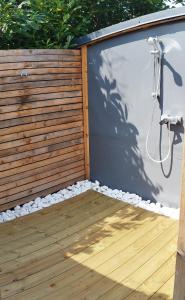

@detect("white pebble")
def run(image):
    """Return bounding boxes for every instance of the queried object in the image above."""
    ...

[0,180,179,223]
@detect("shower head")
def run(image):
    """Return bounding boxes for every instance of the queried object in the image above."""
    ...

[147,37,158,46]
[147,36,162,55]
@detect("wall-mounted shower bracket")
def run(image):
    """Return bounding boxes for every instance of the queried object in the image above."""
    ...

[147,36,163,56]
[150,50,160,55]
[160,114,183,126]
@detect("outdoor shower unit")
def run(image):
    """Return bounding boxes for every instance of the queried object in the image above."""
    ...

[146,36,183,163]
[76,6,185,209]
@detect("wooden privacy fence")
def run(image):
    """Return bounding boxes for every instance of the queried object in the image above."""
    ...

[0,48,89,211]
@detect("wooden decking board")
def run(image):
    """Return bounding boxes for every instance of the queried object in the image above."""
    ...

[0,193,120,255]
[0,197,125,266]
[1,204,139,297]
[0,203,146,281]
[99,239,177,300]
[0,191,104,245]
[1,207,151,289]
[56,224,176,300]
[0,207,159,298]
[0,191,112,238]
[0,201,129,282]
[17,213,175,300]
[123,254,176,300]
[0,191,177,300]
[150,276,175,300]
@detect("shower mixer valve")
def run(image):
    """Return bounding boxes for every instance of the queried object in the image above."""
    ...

[160,114,183,126]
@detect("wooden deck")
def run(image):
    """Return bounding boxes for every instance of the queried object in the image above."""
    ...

[0,190,178,300]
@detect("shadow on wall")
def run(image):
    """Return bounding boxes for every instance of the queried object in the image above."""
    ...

[88,23,185,207]
[89,49,162,203]
[159,42,184,178]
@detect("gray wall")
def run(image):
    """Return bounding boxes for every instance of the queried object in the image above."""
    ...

[88,21,185,208]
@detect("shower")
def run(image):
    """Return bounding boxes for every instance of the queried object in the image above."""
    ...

[146,36,182,163]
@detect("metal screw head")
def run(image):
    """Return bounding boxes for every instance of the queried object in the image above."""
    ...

[20,70,29,77]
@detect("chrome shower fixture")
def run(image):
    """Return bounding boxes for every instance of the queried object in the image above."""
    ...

[147,36,163,100]
[146,36,183,164]
[160,114,183,126]
[147,36,162,55]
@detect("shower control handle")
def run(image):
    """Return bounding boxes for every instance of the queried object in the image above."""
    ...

[159,117,168,125]
[160,114,183,126]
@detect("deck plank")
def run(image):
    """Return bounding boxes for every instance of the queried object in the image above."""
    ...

[149,276,175,300]
[0,190,177,300]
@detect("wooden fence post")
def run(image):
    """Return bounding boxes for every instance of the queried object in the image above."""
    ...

[81,45,90,179]
[173,138,185,299]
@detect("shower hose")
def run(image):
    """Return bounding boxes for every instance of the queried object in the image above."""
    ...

[145,53,171,163]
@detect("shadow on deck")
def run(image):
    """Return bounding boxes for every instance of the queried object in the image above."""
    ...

[0,190,178,299]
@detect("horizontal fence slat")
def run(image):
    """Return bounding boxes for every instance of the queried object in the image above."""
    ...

[0,90,82,106]
[0,55,81,64]
[0,97,82,114]
[0,138,83,172]
[0,109,82,129]
[0,163,85,200]
[0,49,85,210]
[0,68,82,78]
[0,125,83,151]
[0,156,84,193]
[0,168,85,205]
[0,120,83,145]
[0,152,84,186]
[0,78,82,92]
[0,114,83,138]
[0,73,82,85]
[0,132,84,159]
[0,61,81,71]
[0,134,83,165]
[0,144,84,179]
[0,103,83,121]
[0,49,81,57]
[0,138,84,171]
[0,84,82,99]
[0,176,85,212]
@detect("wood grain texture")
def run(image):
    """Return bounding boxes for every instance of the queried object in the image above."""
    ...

[0,68,82,79]
[0,61,81,71]
[0,49,81,56]
[173,138,185,300]
[0,191,177,299]
[82,46,90,179]
[0,49,85,210]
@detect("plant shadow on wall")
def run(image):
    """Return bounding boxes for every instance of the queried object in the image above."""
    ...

[89,49,162,203]
[159,42,184,178]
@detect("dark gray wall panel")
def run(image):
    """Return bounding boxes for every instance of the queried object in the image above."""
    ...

[88,21,185,208]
